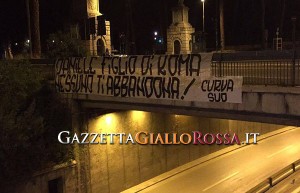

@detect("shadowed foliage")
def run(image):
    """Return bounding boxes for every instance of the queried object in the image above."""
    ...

[45,31,87,58]
[0,60,73,188]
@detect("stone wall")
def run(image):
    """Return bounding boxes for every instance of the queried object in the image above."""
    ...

[86,20,112,56]
[13,163,78,193]
[77,85,300,126]
[86,111,284,193]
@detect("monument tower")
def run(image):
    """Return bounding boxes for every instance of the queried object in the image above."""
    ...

[166,0,195,54]
[71,0,112,56]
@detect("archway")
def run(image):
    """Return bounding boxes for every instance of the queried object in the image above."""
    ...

[174,40,181,55]
[97,39,105,56]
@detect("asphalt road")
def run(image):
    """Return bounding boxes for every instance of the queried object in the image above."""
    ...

[137,128,300,193]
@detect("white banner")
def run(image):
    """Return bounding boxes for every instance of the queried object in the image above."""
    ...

[185,76,243,103]
[54,54,242,103]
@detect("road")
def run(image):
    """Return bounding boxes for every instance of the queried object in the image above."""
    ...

[128,127,300,193]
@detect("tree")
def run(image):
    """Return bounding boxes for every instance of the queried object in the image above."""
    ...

[26,0,32,57]
[26,0,41,58]
[46,31,87,58]
[0,60,73,191]
[279,0,286,36]
[125,0,136,54]
[31,0,41,58]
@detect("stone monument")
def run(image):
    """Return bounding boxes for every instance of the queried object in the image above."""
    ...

[72,0,112,56]
[166,0,195,55]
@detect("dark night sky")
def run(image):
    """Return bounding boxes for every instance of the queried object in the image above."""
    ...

[0,0,299,53]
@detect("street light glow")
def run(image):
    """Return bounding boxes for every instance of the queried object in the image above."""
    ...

[131,110,146,122]
[94,113,118,133]
[154,31,158,36]
[105,116,112,125]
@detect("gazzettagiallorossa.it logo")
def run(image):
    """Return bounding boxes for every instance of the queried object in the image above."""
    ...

[58,131,260,145]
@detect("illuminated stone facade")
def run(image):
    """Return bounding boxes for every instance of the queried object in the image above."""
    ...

[86,20,112,56]
[166,3,195,54]
[72,0,112,56]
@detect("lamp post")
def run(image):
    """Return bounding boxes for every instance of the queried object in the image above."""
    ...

[201,0,205,33]
[292,17,297,86]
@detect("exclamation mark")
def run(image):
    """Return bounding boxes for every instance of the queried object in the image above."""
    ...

[181,78,195,100]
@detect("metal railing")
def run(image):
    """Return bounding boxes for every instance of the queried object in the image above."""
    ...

[212,51,300,86]
[29,59,55,80]
[247,159,300,193]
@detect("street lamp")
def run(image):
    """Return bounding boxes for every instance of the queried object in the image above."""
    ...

[201,0,205,33]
